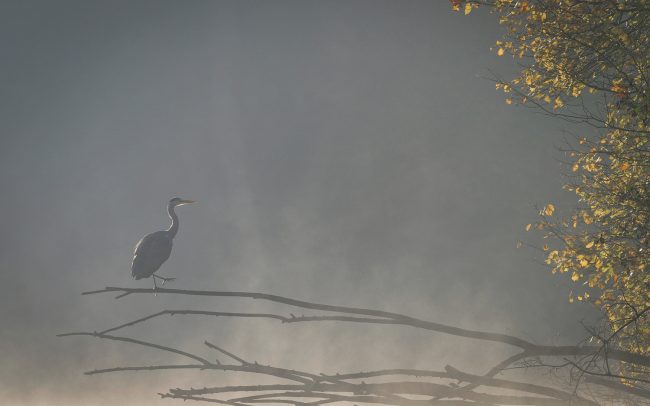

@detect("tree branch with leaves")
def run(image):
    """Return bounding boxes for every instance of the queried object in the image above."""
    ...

[451,0,650,383]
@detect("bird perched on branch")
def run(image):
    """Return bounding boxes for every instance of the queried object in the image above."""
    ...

[131,197,195,289]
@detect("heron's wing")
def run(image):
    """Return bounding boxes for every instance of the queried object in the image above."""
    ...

[131,231,173,279]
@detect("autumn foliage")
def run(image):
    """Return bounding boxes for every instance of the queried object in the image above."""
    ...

[454,0,650,380]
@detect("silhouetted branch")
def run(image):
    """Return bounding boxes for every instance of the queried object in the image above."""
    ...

[82,286,650,368]
[444,365,577,402]
[456,350,530,392]
[583,376,650,400]
[562,357,650,385]
[57,331,211,365]
[60,329,597,405]
[204,341,247,365]
[64,287,650,405]
[168,381,582,406]
[83,287,534,349]
[99,309,400,335]
[85,364,211,375]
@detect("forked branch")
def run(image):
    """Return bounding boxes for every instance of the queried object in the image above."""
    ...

[61,286,650,405]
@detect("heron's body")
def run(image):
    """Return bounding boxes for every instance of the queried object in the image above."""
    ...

[131,231,173,280]
[130,197,194,288]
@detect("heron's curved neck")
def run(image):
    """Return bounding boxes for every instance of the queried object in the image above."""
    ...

[167,204,179,238]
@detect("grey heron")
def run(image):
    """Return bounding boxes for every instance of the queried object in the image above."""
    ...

[131,197,195,289]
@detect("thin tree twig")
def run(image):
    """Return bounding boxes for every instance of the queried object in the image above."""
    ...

[57,331,211,365]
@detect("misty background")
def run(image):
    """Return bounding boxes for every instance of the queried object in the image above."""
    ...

[1,1,597,404]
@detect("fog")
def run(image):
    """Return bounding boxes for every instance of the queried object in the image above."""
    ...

[1,1,597,404]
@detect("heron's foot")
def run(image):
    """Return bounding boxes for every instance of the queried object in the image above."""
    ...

[153,274,176,285]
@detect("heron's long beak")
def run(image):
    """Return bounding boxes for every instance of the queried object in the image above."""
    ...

[178,199,196,205]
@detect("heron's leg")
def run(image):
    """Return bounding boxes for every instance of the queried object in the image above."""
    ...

[153,274,176,285]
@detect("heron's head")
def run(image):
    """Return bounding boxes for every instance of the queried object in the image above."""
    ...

[169,197,196,207]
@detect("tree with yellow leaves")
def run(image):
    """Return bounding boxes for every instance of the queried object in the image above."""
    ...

[453,0,650,386]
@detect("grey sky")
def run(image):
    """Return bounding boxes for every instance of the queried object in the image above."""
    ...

[1,1,597,404]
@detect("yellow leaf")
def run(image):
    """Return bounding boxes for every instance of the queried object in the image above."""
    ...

[620,162,630,171]
[543,244,549,251]
[580,259,588,267]
[464,3,472,15]
[543,203,555,216]
[571,86,582,97]
[525,223,532,231]
[571,272,580,282]
[505,98,513,105]
[497,48,505,56]
[586,241,594,248]
[572,163,579,172]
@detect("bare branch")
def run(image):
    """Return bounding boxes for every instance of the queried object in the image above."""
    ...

[81,287,650,368]
[204,341,247,365]
[443,365,595,404]
[170,382,583,406]
[584,376,650,400]
[57,331,211,365]
[81,287,537,349]
[99,309,412,336]
[66,287,650,404]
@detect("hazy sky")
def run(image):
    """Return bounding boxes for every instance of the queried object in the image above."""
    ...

[1,1,598,404]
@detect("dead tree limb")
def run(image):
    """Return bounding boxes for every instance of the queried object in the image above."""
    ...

[82,286,650,368]
[61,286,650,405]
